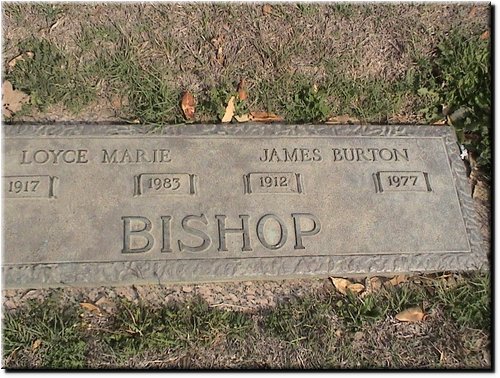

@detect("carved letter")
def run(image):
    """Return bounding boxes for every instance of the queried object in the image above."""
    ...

[161,216,172,253]
[283,148,298,162]
[20,150,32,164]
[379,148,393,161]
[256,214,287,250]
[62,150,77,163]
[76,149,89,163]
[300,148,312,162]
[343,148,355,161]
[259,149,269,162]
[393,148,409,162]
[102,149,118,163]
[312,148,322,161]
[122,216,154,253]
[49,150,65,164]
[178,214,211,252]
[159,149,172,162]
[33,150,49,164]
[292,213,321,250]
[332,148,343,161]
[216,215,252,252]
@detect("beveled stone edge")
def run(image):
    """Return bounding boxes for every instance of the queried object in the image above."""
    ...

[2,124,488,288]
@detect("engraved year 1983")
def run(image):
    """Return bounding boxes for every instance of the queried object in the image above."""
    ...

[148,176,181,191]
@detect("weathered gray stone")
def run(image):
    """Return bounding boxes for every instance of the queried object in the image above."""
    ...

[2,124,486,288]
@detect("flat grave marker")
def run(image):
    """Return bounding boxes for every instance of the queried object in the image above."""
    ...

[2,124,486,288]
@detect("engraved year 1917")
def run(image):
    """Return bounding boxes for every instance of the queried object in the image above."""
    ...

[8,178,39,193]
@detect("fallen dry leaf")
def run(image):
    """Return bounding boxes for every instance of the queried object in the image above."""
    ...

[235,114,251,123]
[389,274,407,286]
[330,277,365,295]
[367,277,383,292]
[249,111,283,122]
[95,297,117,313]
[2,81,30,118]
[262,4,273,16]
[480,30,490,40]
[221,96,236,123]
[432,118,447,126]
[32,339,42,351]
[469,5,478,18]
[181,91,196,120]
[237,79,247,101]
[7,51,34,71]
[80,302,101,314]
[348,283,365,294]
[395,306,426,322]
[325,114,360,125]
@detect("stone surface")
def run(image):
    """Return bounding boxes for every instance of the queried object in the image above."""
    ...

[2,124,486,288]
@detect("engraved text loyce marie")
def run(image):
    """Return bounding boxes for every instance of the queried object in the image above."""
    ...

[3,132,472,274]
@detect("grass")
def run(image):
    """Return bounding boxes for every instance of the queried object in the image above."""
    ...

[3,4,490,134]
[3,273,491,369]
[416,29,491,170]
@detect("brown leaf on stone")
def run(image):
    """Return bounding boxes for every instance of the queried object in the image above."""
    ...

[2,81,30,118]
[221,96,236,123]
[80,302,101,314]
[237,79,247,101]
[395,306,426,322]
[480,30,490,40]
[329,277,365,296]
[389,274,407,286]
[181,91,196,120]
[249,111,283,122]
[262,4,272,16]
[325,114,360,125]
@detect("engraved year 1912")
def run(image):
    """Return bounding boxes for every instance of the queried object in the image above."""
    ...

[259,175,288,188]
